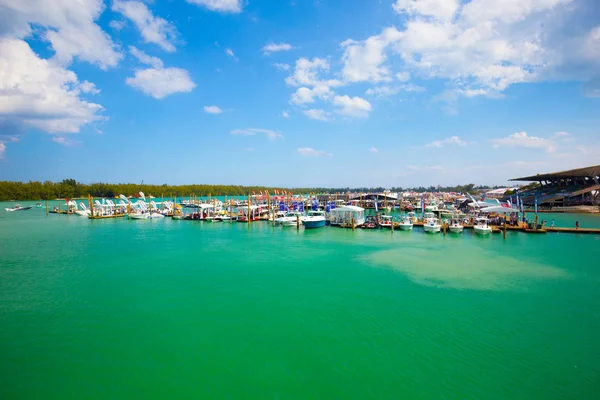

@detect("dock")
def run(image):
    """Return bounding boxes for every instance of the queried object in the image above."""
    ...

[545,227,600,234]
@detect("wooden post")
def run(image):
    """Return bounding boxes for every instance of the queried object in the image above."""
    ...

[296,214,300,230]
[534,214,539,231]
[88,194,94,218]
[352,217,355,231]
[503,213,507,239]
[248,193,251,224]
[45,201,48,216]
[391,216,394,233]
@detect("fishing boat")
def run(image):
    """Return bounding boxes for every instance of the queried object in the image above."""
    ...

[473,217,492,235]
[423,212,441,233]
[4,204,33,212]
[398,215,413,230]
[302,210,326,229]
[378,214,394,229]
[448,215,464,233]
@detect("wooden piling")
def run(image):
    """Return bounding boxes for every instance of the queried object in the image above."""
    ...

[352,217,355,231]
[88,194,94,218]
[296,214,300,230]
[248,193,251,224]
[534,215,539,231]
[503,213,507,239]
[45,201,48,216]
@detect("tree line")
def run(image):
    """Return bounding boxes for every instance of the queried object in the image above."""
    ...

[0,179,488,201]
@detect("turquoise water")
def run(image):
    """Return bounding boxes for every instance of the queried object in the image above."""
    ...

[1,202,599,399]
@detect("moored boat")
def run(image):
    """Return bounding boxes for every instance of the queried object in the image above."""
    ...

[423,212,441,233]
[448,215,464,233]
[398,215,413,230]
[302,210,326,229]
[473,217,492,235]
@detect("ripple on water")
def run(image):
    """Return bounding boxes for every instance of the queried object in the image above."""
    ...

[359,245,569,291]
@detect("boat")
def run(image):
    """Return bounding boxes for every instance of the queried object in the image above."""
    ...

[473,217,492,235]
[448,216,464,233]
[35,203,43,208]
[302,210,326,229]
[278,210,304,227]
[328,205,366,227]
[129,212,165,220]
[423,212,441,233]
[378,214,394,229]
[5,204,33,212]
[398,215,413,230]
[362,216,378,229]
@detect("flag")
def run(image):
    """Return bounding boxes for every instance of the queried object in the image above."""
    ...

[534,196,538,214]
[420,195,425,214]
[374,198,378,212]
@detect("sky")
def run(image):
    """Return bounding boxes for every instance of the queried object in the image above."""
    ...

[0,0,599,188]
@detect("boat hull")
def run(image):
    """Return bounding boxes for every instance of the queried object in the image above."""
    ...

[449,225,463,233]
[303,219,326,229]
[398,223,413,231]
[423,224,441,233]
[474,226,492,235]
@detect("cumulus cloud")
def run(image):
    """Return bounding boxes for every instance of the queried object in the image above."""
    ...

[262,42,292,55]
[0,39,104,134]
[230,128,283,140]
[369,147,378,153]
[185,0,244,13]
[297,147,331,157]
[332,95,372,118]
[425,136,467,148]
[112,0,178,52]
[204,106,223,114]
[0,0,122,69]
[491,132,557,153]
[282,111,289,118]
[303,109,331,121]
[129,46,163,68]
[366,84,425,97]
[340,27,402,83]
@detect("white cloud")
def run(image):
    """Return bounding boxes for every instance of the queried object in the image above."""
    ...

[303,109,331,121]
[0,142,5,159]
[112,0,177,52]
[393,0,459,22]
[332,95,372,118]
[369,147,378,153]
[185,0,243,13]
[491,132,557,153]
[126,68,196,99]
[274,63,290,71]
[129,46,163,68]
[425,136,467,148]
[282,111,289,118]
[262,42,293,55]
[51,136,78,146]
[290,85,333,105]
[0,0,122,69]
[204,106,223,114]
[109,20,127,31]
[230,128,283,140]
[396,72,410,82]
[286,57,330,86]
[226,48,238,61]
[0,39,104,136]
[366,84,425,97]
[340,27,402,83]
[297,147,331,157]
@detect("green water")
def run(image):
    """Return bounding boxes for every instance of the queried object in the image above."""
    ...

[1,203,599,399]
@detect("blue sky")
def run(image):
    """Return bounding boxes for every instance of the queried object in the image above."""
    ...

[0,0,599,187]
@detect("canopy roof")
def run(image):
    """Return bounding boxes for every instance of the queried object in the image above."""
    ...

[510,165,600,181]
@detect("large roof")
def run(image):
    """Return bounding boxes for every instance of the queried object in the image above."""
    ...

[510,165,600,181]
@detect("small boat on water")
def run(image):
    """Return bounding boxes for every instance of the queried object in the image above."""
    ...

[378,214,394,229]
[398,215,413,230]
[302,210,326,229]
[362,216,378,229]
[278,211,304,227]
[473,217,492,235]
[423,212,441,233]
[35,203,43,208]
[448,215,464,233]
[5,204,33,212]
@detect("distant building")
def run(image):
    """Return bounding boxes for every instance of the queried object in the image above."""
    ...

[484,188,517,199]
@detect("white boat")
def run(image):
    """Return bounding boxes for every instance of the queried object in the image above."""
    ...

[448,216,464,233]
[473,217,492,235]
[75,202,91,217]
[423,212,441,233]
[278,211,304,226]
[4,204,33,212]
[302,210,326,229]
[129,212,165,220]
[398,215,413,230]
[378,214,394,229]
